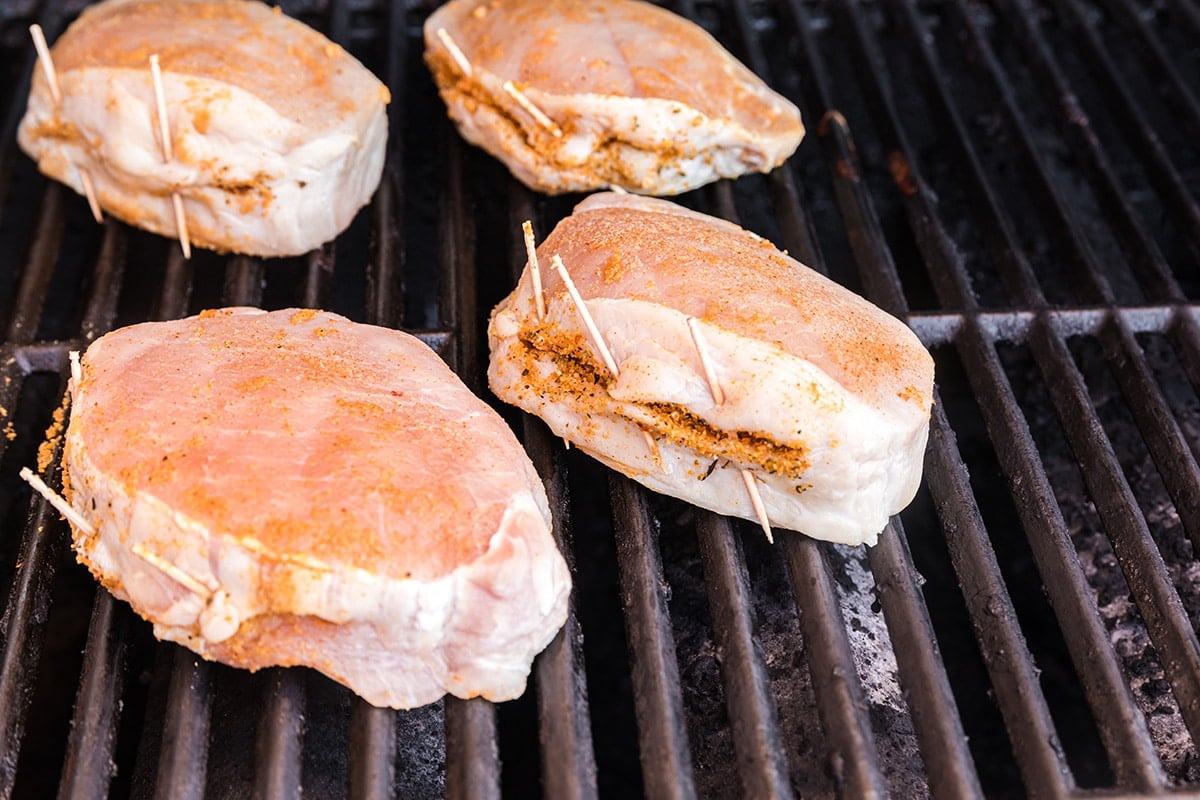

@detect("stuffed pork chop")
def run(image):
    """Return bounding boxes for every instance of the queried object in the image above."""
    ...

[18,0,389,257]
[60,308,570,709]
[423,0,804,195]
[488,194,934,546]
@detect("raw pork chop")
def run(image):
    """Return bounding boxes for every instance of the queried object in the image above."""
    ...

[62,308,570,709]
[19,0,389,257]
[423,0,804,195]
[488,194,934,545]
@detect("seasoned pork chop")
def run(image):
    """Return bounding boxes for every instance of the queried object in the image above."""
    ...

[63,308,570,709]
[423,0,804,195]
[19,0,389,257]
[488,194,934,545]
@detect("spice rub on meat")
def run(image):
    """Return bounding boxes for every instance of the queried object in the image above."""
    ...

[488,193,934,546]
[61,308,570,709]
[423,0,804,195]
[18,0,389,257]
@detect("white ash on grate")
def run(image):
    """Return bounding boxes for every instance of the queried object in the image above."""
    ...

[826,545,928,799]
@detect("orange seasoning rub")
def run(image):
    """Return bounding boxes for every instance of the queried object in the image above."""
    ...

[56,308,570,709]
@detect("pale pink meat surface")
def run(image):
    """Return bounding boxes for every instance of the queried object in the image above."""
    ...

[64,307,570,708]
[423,0,804,195]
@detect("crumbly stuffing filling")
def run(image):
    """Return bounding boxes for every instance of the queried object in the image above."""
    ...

[426,52,698,189]
[513,325,809,477]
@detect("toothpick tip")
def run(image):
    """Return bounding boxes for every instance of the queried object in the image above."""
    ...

[740,468,773,543]
[78,168,103,223]
[522,220,545,322]
[171,192,191,259]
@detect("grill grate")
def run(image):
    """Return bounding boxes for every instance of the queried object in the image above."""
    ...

[0,0,1199,797]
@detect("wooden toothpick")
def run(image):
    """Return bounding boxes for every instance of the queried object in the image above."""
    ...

[149,54,191,259]
[686,317,725,406]
[436,27,472,76]
[641,428,662,471]
[131,542,214,597]
[149,55,173,161]
[76,169,103,223]
[551,254,620,378]
[69,350,82,387]
[686,316,773,542]
[503,81,562,138]
[549,254,661,468]
[20,467,95,535]
[29,24,103,223]
[522,221,546,322]
[741,470,773,544]
[29,24,61,103]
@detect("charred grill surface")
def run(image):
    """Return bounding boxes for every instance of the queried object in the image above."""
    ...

[0,0,1198,797]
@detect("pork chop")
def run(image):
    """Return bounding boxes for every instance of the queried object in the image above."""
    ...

[19,0,389,257]
[423,0,804,195]
[488,193,934,545]
[63,307,570,709]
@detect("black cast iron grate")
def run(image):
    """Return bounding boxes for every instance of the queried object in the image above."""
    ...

[0,0,1198,797]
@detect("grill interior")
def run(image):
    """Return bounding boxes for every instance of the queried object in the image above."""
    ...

[1,0,1199,797]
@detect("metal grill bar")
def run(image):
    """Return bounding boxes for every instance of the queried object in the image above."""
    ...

[1005,0,1180,306]
[1000,0,1200,559]
[1096,318,1200,555]
[8,186,66,344]
[778,536,885,797]
[941,0,1108,304]
[859,3,1185,791]
[444,697,499,800]
[0,169,74,794]
[867,519,992,799]
[1048,0,1200,263]
[525,419,599,800]
[0,461,70,798]
[884,0,1042,305]
[349,700,397,799]
[1030,322,1200,747]
[695,514,792,799]
[956,320,1166,791]
[56,594,127,800]
[609,475,696,799]
[925,394,1077,797]
[154,650,213,800]
[254,670,305,800]
[1102,0,1200,138]
[929,0,1200,762]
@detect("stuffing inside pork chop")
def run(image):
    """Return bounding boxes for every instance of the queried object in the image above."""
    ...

[423,0,804,195]
[19,0,389,256]
[488,194,934,545]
